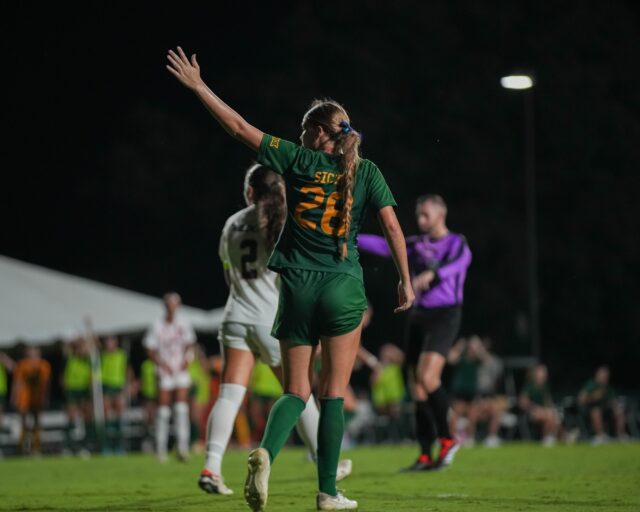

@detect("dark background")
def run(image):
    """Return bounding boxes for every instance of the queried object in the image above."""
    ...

[2,1,639,392]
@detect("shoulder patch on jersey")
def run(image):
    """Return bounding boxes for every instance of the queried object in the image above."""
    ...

[269,137,281,149]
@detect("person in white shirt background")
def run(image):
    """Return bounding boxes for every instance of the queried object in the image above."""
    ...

[144,291,195,461]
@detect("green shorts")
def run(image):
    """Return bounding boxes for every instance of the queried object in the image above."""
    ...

[272,268,367,345]
[65,389,90,404]
[102,385,124,396]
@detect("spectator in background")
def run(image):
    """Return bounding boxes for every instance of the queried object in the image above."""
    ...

[476,337,504,397]
[188,344,211,451]
[62,338,93,455]
[578,366,628,444]
[371,344,407,443]
[12,346,51,454]
[139,357,157,453]
[519,364,561,446]
[448,337,481,446]
[101,336,129,454]
[144,291,195,462]
[0,352,16,450]
[448,336,503,448]
[475,337,506,448]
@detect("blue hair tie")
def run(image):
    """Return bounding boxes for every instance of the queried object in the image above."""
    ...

[339,120,352,133]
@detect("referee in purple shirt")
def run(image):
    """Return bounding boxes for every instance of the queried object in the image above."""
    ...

[358,194,471,471]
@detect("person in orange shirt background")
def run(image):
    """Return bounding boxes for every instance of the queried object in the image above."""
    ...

[12,346,51,454]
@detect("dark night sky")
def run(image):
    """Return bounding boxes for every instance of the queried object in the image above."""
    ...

[2,2,639,390]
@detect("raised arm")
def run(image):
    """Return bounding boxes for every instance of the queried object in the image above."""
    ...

[377,206,414,313]
[357,234,392,258]
[166,47,263,151]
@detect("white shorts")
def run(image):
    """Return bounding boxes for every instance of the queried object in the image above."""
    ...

[158,371,192,391]
[218,322,281,367]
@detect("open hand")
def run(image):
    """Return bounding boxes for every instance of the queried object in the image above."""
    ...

[394,280,415,313]
[166,46,203,90]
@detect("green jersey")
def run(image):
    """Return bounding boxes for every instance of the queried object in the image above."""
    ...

[451,356,480,396]
[522,382,551,406]
[141,359,157,399]
[257,134,397,280]
[101,349,127,388]
[64,356,92,391]
[580,379,615,404]
[0,364,6,396]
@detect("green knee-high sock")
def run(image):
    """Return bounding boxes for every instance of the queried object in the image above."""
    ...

[260,393,306,463]
[317,397,344,496]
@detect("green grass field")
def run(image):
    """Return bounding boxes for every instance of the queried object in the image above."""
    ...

[1,443,639,511]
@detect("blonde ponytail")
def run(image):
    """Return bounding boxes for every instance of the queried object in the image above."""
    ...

[303,99,362,259]
[334,129,361,259]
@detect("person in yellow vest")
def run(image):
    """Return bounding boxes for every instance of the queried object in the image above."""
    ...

[248,361,284,444]
[0,352,16,448]
[189,344,211,451]
[101,336,129,453]
[371,344,407,443]
[140,358,158,452]
[62,338,93,454]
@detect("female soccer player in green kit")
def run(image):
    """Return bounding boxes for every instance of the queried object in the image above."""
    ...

[167,46,414,511]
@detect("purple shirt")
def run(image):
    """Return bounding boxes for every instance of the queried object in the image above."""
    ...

[358,232,471,309]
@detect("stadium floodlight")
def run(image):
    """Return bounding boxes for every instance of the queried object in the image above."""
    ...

[500,75,534,90]
[500,71,539,361]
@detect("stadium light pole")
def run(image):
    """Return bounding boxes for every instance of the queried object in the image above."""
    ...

[500,74,540,362]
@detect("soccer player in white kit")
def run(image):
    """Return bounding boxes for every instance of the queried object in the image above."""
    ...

[144,292,195,462]
[198,164,352,496]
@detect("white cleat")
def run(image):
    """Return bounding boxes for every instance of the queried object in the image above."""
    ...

[591,434,609,446]
[245,448,270,511]
[317,492,358,510]
[198,469,234,495]
[483,435,502,448]
[336,459,353,482]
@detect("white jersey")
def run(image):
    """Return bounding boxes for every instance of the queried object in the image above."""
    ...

[143,315,195,376]
[219,205,279,327]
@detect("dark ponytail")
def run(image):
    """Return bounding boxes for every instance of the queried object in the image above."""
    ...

[245,164,286,251]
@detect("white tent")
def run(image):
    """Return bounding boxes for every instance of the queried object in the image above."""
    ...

[0,255,223,347]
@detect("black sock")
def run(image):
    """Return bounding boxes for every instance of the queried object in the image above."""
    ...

[414,400,437,456]
[429,386,452,439]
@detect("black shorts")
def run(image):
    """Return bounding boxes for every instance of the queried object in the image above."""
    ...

[404,305,462,363]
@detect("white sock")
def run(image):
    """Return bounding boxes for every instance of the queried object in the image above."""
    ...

[174,401,190,455]
[156,405,171,457]
[296,394,319,459]
[204,383,247,475]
